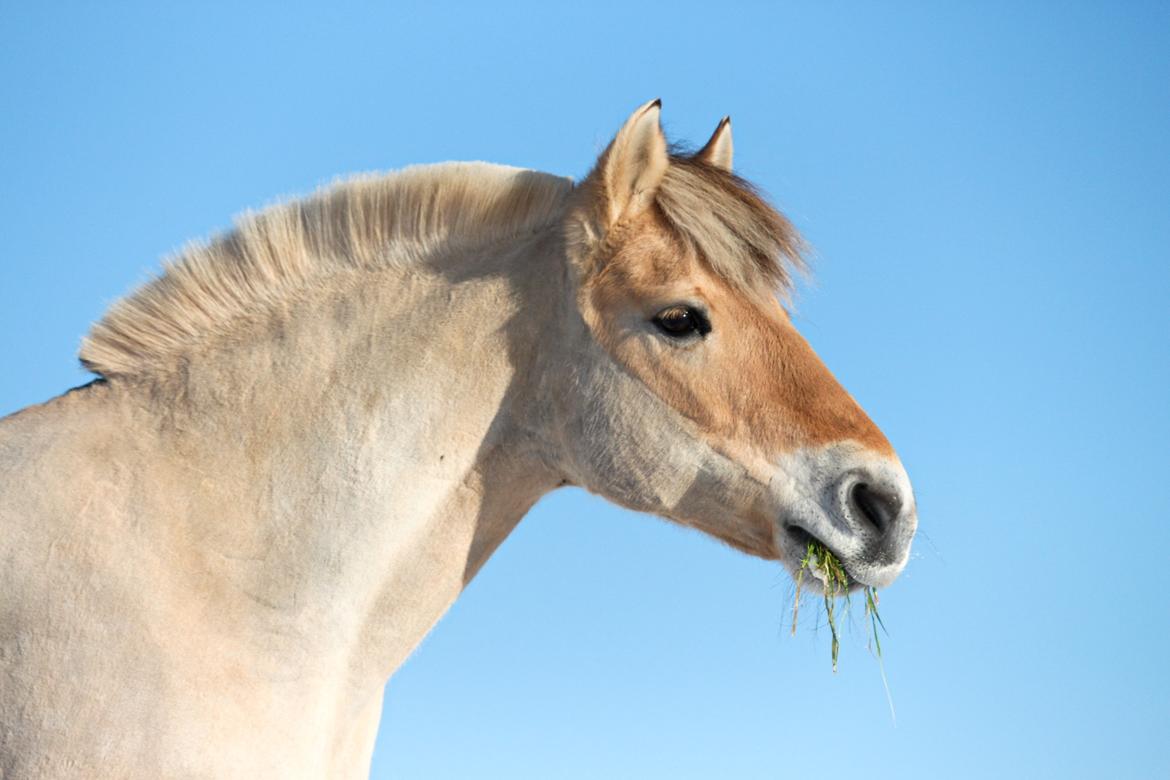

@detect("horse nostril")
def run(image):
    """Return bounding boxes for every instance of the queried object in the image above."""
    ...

[849,482,901,535]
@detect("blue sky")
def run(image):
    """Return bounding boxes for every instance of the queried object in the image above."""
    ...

[2,2,1168,777]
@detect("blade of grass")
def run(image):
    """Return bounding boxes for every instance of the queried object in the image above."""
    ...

[791,562,806,636]
[809,541,848,673]
[864,584,896,723]
[795,542,896,721]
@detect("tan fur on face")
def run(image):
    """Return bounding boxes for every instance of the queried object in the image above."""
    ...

[581,207,892,465]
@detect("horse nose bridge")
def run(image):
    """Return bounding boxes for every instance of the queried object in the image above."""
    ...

[781,380,895,462]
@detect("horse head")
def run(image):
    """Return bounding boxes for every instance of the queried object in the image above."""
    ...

[555,100,917,591]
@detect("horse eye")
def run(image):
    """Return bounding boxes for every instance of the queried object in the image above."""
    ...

[652,305,711,339]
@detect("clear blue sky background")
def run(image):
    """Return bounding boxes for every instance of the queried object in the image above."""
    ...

[2,2,1168,778]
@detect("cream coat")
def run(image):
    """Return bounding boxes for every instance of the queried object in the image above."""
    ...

[0,102,916,778]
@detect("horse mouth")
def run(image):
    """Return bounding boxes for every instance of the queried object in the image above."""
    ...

[782,525,866,593]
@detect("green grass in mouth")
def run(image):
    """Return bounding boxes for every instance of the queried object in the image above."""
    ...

[791,539,896,720]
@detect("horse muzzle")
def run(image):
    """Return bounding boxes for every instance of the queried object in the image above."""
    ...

[774,445,918,590]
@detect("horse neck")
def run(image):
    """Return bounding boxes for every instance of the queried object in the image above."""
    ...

[133,226,570,695]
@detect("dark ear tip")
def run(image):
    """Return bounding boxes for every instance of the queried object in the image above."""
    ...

[650,98,662,110]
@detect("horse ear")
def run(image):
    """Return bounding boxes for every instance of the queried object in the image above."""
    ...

[590,99,668,226]
[695,116,733,171]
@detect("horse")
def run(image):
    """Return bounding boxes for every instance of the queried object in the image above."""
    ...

[0,100,917,778]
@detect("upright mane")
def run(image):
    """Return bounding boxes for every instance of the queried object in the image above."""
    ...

[81,152,805,381]
[80,163,574,379]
